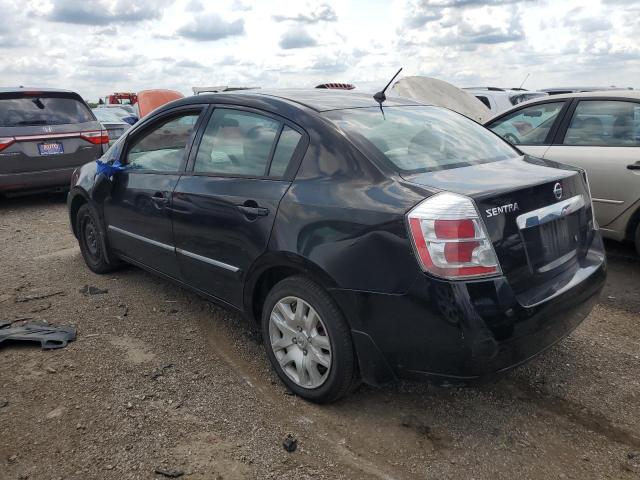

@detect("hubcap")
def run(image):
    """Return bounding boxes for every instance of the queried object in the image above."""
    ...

[269,296,332,389]
[84,218,99,258]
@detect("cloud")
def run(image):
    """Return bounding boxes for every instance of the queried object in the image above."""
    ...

[279,27,317,49]
[273,4,337,24]
[173,59,206,69]
[401,0,527,29]
[177,13,245,41]
[83,56,141,68]
[186,0,204,12]
[232,0,253,11]
[47,0,171,25]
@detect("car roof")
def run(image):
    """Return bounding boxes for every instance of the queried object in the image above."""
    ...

[173,88,423,113]
[0,87,79,95]
[530,90,640,101]
[541,87,633,93]
[485,90,640,123]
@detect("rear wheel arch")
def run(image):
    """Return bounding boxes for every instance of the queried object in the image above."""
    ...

[625,205,640,242]
[626,206,640,255]
[244,254,339,325]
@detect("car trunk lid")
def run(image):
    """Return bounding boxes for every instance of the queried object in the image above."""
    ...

[402,156,597,301]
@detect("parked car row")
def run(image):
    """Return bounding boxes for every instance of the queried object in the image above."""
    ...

[465,85,634,115]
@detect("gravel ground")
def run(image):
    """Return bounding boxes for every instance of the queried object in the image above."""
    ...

[1,193,639,480]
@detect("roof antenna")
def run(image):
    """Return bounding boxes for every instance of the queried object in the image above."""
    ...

[519,72,530,90]
[374,67,403,103]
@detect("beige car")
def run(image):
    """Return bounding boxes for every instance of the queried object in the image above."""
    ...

[486,91,640,254]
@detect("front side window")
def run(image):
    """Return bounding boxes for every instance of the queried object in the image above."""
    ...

[194,109,280,176]
[488,102,565,145]
[126,112,200,172]
[325,106,518,173]
[563,100,640,146]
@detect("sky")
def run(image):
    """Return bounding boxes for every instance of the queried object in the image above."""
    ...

[1,0,639,101]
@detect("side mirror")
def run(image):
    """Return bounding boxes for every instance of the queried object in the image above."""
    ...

[91,172,113,203]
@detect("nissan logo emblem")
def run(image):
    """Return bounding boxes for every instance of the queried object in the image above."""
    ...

[553,182,563,200]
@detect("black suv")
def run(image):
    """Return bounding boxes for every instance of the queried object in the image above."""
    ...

[68,89,606,403]
[0,88,107,195]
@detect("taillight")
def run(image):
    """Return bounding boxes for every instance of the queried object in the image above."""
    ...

[407,192,501,280]
[80,130,109,145]
[0,137,15,152]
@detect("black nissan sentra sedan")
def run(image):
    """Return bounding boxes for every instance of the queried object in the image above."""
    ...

[67,89,606,403]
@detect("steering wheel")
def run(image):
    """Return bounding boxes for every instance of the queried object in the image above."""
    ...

[503,133,520,145]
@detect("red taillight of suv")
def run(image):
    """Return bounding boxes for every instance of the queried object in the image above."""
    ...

[80,130,109,145]
[407,192,501,280]
[0,137,15,152]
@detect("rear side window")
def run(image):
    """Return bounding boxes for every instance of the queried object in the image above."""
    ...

[0,94,94,127]
[563,100,640,146]
[325,106,518,173]
[269,126,301,177]
[126,112,200,172]
[194,109,280,176]
[488,102,565,145]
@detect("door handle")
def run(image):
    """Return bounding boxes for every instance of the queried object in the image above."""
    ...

[627,164,640,171]
[151,192,169,204]
[237,205,269,217]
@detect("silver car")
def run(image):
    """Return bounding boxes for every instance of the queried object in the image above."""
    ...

[0,88,106,195]
[485,91,640,254]
[92,108,132,145]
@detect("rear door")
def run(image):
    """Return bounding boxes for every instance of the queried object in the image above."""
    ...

[543,98,640,228]
[104,106,205,278]
[172,106,307,307]
[0,91,105,176]
[486,100,571,158]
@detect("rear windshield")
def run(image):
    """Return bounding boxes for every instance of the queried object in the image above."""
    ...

[324,106,518,173]
[0,94,94,127]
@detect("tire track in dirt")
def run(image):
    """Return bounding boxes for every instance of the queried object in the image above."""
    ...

[195,312,406,480]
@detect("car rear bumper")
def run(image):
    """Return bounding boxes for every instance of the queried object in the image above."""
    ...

[331,235,607,385]
[0,167,76,193]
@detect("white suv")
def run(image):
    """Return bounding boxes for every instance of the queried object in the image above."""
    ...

[464,87,548,114]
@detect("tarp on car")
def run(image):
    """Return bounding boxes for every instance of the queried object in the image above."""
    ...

[391,76,491,123]
[136,89,184,118]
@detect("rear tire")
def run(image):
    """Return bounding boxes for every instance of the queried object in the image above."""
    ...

[76,204,123,274]
[261,276,358,403]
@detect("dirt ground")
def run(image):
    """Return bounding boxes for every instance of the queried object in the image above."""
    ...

[1,193,639,480]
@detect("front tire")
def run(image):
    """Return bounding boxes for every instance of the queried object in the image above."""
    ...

[261,276,357,403]
[76,203,123,274]
[635,222,640,257]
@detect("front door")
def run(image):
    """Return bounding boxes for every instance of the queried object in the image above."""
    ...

[543,99,640,228]
[172,106,306,307]
[104,108,204,278]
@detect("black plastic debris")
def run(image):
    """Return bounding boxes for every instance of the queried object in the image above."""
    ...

[0,323,76,350]
[79,285,109,295]
[283,434,297,453]
[154,467,184,478]
[0,399,8,408]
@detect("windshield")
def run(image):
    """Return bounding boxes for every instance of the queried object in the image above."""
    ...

[0,94,94,127]
[324,106,518,173]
